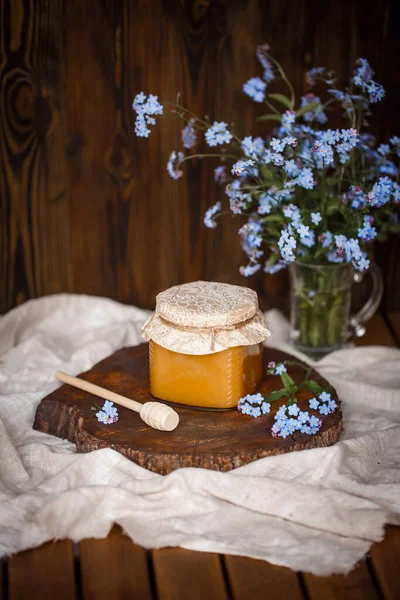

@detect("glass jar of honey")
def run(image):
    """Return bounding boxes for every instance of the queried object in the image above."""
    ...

[142,281,270,409]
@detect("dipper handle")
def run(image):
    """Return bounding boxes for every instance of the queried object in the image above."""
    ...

[55,371,179,432]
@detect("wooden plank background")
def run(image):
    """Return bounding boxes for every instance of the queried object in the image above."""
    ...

[1,0,399,314]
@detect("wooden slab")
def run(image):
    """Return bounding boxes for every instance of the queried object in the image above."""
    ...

[34,346,342,475]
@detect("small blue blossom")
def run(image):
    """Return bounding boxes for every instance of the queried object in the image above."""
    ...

[239,263,261,277]
[232,159,255,176]
[241,136,265,159]
[271,424,281,436]
[103,400,114,413]
[238,393,271,417]
[256,44,275,82]
[243,77,267,102]
[335,234,348,250]
[306,67,335,87]
[309,415,320,428]
[181,118,197,149]
[205,122,233,147]
[95,400,119,424]
[270,138,286,152]
[296,167,314,190]
[133,92,163,137]
[356,257,370,272]
[278,228,297,262]
[327,250,345,263]
[308,290,316,298]
[204,202,222,229]
[309,397,319,410]
[312,141,334,167]
[288,404,300,416]
[271,153,285,166]
[301,424,312,434]
[301,230,316,248]
[258,193,275,215]
[167,151,184,180]
[286,418,299,434]
[377,144,390,157]
[300,93,327,124]
[319,404,329,416]
[96,411,109,424]
[275,364,287,375]
[276,405,288,418]
[358,215,377,242]
[319,231,333,248]
[281,110,296,132]
[214,165,226,184]
[279,426,290,439]
[298,224,310,239]
[328,399,338,413]
[284,159,300,177]
[298,411,309,424]
[319,392,331,402]
[367,81,385,103]
[311,212,322,225]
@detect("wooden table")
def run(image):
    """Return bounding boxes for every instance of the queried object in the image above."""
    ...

[3,313,400,600]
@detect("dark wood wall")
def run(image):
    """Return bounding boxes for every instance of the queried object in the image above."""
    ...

[1,0,399,314]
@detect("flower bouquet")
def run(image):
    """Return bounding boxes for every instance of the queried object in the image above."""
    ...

[133,43,399,358]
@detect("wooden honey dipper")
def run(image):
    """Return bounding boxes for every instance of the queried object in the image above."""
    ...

[55,371,179,432]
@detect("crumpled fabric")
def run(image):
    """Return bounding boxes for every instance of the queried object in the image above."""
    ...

[0,294,399,575]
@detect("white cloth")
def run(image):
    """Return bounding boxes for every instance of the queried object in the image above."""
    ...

[0,294,399,575]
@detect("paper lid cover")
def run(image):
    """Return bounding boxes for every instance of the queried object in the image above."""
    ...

[142,280,270,355]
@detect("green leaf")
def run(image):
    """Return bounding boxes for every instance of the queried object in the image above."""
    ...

[295,102,321,118]
[325,197,341,216]
[304,380,324,395]
[261,215,285,223]
[281,371,298,395]
[266,252,279,267]
[267,93,293,110]
[264,389,287,403]
[260,165,275,180]
[257,114,283,122]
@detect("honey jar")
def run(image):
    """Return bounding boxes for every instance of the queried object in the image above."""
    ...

[142,281,270,409]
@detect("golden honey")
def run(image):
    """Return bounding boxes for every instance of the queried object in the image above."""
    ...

[149,340,263,409]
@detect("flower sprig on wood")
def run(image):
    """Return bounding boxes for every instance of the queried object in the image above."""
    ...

[91,400,119,424]
[237,360,337,439]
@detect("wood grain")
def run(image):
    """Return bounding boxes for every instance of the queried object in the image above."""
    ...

[370,526,400,600]
[224,555,305,600]
[79,525,152,600]
[0,0,72,310]
[303,563,380,600]
[366,314,400,600]
[33,346,342,474]
[8,539,76,600]
[153,548,228,600]
[1,0,399,313]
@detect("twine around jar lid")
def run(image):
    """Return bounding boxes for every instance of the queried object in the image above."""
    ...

[142,280,271,355]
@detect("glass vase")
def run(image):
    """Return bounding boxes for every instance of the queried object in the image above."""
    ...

[289,262,383,360]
